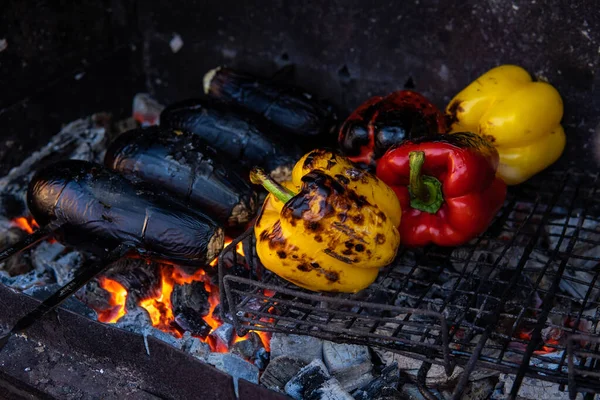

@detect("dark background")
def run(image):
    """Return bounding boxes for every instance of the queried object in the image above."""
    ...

[1,0,598,175]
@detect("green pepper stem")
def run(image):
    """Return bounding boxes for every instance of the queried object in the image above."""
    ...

[408,151,444,214]
[250,167,295,203]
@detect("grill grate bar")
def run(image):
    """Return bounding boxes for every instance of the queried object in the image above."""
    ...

[219,169,600,398]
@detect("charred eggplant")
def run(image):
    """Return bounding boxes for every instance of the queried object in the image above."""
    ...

[160,99,303,181]
[105,126,257,228]
[27,160,224,269]
[203,66,338,138]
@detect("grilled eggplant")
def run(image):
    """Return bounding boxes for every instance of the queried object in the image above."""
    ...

[203,66,338,138]
[27,160,224,270]
[105,126,257,228]
[159,99,303,182]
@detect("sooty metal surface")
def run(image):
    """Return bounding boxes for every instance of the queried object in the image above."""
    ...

[219,165,600,399]
[0,283,239,400]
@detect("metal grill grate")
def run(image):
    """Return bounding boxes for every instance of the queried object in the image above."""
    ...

[218,168,600,399]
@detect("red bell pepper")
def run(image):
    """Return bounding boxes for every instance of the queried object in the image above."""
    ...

[376,132,507,247]
[338,90,447,169]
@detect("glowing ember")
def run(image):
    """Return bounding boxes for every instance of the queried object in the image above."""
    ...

[517,329,561,354]
[11,217,39,234]
[97,278,128,323]
[93,239,270,354]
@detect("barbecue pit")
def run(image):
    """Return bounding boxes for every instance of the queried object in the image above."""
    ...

[1,1,599,399]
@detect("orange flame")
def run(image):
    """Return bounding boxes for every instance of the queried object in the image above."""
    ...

[97,277,128,323]
[139,267,179,336]
[11,217,39,234]
[94,237,271,354]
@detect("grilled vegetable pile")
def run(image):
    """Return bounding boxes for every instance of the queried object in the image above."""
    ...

[1,63,566,343]
[12,63,565,297]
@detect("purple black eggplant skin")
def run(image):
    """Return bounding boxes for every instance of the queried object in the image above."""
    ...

[27,160,224,272]
[203,67,338,138]
[159,98,303,181]
[104,126,257,228]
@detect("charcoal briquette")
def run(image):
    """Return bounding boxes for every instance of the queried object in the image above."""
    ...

[173,308,211,338]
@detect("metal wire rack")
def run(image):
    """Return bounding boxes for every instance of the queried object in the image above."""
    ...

[218,168,600,399]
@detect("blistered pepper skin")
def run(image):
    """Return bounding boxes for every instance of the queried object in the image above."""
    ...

[292,149,401,228]
[253,151,401,293]
[338,90,447,168]
[445,65,565,185]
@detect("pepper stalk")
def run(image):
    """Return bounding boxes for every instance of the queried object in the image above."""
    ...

[408,151,444,214]
[250,168,295,203]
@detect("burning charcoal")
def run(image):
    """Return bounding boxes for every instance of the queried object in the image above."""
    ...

[114,307,153,335]
[373,349,464,386]
[210,323,235,349]
[170,281,210,317]
[270,333,324,363]
[103,259,161,304]
[284,359,331,400]
[0,224,30,276]
[333,363,373,393]
[76,279,111,311]
[132,93,165,126]
[173,309,212,338]
[231,332,264,360]
[207,353,259,396]
[260,356,308,392]
[180,332,211,360]
[313,378,354,400]
[352,363,400,400]
[30,240,66,269]
[323,341,374,392]
[548,217,600,270]
[50,251,84,285]
[0,266,53,290]
[450,241,548,279]
[253,347,269,370]
[143,325,184,350]
[323,341,370,373]
[559,269,600,303]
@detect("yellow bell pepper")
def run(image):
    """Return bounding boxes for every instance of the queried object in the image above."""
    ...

[251,150,401,293]
[445,65,565,185]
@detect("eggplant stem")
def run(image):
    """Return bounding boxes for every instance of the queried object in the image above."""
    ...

[250,167,295,203]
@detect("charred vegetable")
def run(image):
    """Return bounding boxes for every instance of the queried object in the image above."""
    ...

[250,150,401,293]
[203,66,338,138]
[338,90,446,169]
[0,160,224,347]
[376,132,507,247]
[160,99,303,181]
[105,126,257,228]
[27,160,224,267]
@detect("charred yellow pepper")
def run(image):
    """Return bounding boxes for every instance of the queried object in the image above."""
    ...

[251,150,401,293]
[445,65,565,185]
